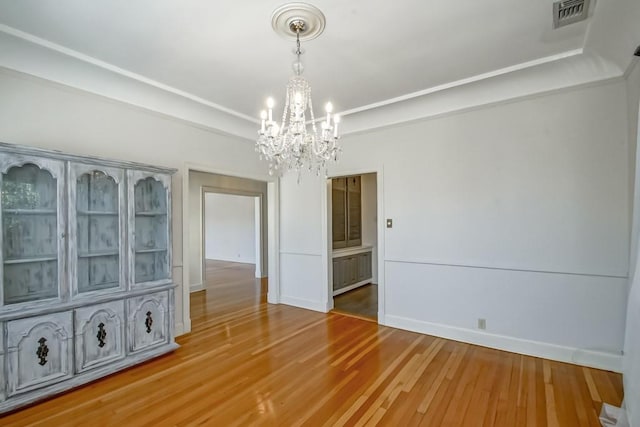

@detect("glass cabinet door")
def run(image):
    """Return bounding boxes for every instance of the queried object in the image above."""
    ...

[0,159,65,305]
[128,172,171,286]
[70,165,125,296]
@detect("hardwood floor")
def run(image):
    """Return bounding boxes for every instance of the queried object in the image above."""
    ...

[1,260,623,426]
[333,283,378,320]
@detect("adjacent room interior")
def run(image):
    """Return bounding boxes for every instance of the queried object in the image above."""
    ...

[0,0,639,425]
[330,173,378,320]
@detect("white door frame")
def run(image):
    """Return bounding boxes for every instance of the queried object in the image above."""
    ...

[321,165,385,324]
[201,186,264,283]
[181,163,279,335]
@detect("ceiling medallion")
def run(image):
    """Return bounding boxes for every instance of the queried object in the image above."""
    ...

[256,3,340,177]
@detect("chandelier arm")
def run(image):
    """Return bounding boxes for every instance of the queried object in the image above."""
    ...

[309,92,318,134]
[280,86,289,136]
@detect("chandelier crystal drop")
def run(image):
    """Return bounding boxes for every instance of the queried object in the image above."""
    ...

[256,14,340,177]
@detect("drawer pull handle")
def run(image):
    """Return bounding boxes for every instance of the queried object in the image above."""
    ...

[145,311,153,333]
[37,337,49,366]
[97,322,107,348]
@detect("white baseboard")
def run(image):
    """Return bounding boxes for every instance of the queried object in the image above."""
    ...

[378,313,386,325]
[267,291,279,304]
[190,282,204,293]
[280,296,327,313]
[332,279,372,296]
[175,318,191,337]
[325,299,334,312]
[175,322,184,337]
[385,314,623,373]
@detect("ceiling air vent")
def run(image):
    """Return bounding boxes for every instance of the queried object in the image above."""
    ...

[553,0,590,29]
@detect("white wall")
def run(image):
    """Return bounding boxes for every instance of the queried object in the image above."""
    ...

[280,80,630,371]
[205,193,256,263]
[624,60,640,427]
[279,173,327,312]
[361,173,378,283]
[0,69,270,335]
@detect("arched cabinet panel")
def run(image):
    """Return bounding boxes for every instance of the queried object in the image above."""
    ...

[68,164,126,298]
[0,157,66,307]
[6,312,73,396]
[127,291,169,353]
[74,301,125,373]
[127,171,172,288]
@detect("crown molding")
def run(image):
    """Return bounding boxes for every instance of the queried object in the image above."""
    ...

[0,24,625,141]
[339,49,584,117]
[0,26,257,141]
[340,52,623,136]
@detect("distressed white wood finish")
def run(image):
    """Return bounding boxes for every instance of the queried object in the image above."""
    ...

[0,323,4,402]
[74,300,125,373]
[127,170,172,289]
[0,155,67,310]
[0,342,178,413]
[6,312,73,396]
[127,291,169,353]
[68,163,127,299]
[0,142,176,175]
[0,142,178,414]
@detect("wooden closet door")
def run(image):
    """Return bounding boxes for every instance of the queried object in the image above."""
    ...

[346,176,362,247]
[332,178,347,249]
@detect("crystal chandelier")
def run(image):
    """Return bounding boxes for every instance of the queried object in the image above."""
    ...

[256,4,340,176]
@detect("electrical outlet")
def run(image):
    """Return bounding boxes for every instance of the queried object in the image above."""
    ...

[477,318,486,330]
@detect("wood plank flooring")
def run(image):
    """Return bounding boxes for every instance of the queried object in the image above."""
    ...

[0,260,623,426]
[333,283,378,320]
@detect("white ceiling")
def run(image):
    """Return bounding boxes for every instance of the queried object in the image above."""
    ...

[1,0,638,139]
[0,0,593,121]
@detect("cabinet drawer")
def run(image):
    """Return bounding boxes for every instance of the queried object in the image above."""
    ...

[6,312,73,396]
[127,291,169,353]
[75,300,125,373]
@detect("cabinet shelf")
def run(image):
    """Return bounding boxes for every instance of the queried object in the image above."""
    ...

[135,248,167,254]
[2,209,56,215]
[78,251,119,258]
[77,210,118,216]
[4,255,57,265]
[135,211,167,216]
[81,280,119,289]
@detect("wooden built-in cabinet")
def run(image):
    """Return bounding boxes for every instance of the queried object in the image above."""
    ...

[0,142,178,413]
[332,175,372,296]
[332,176,362,249]
[332,248,372,296]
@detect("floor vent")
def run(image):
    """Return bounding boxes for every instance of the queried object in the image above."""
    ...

[553,0,590,29]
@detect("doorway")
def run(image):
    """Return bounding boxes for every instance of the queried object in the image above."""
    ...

[198,190,265,315]
[328,173,379,321]
[202,191,262,282]
[182,169,275,335]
